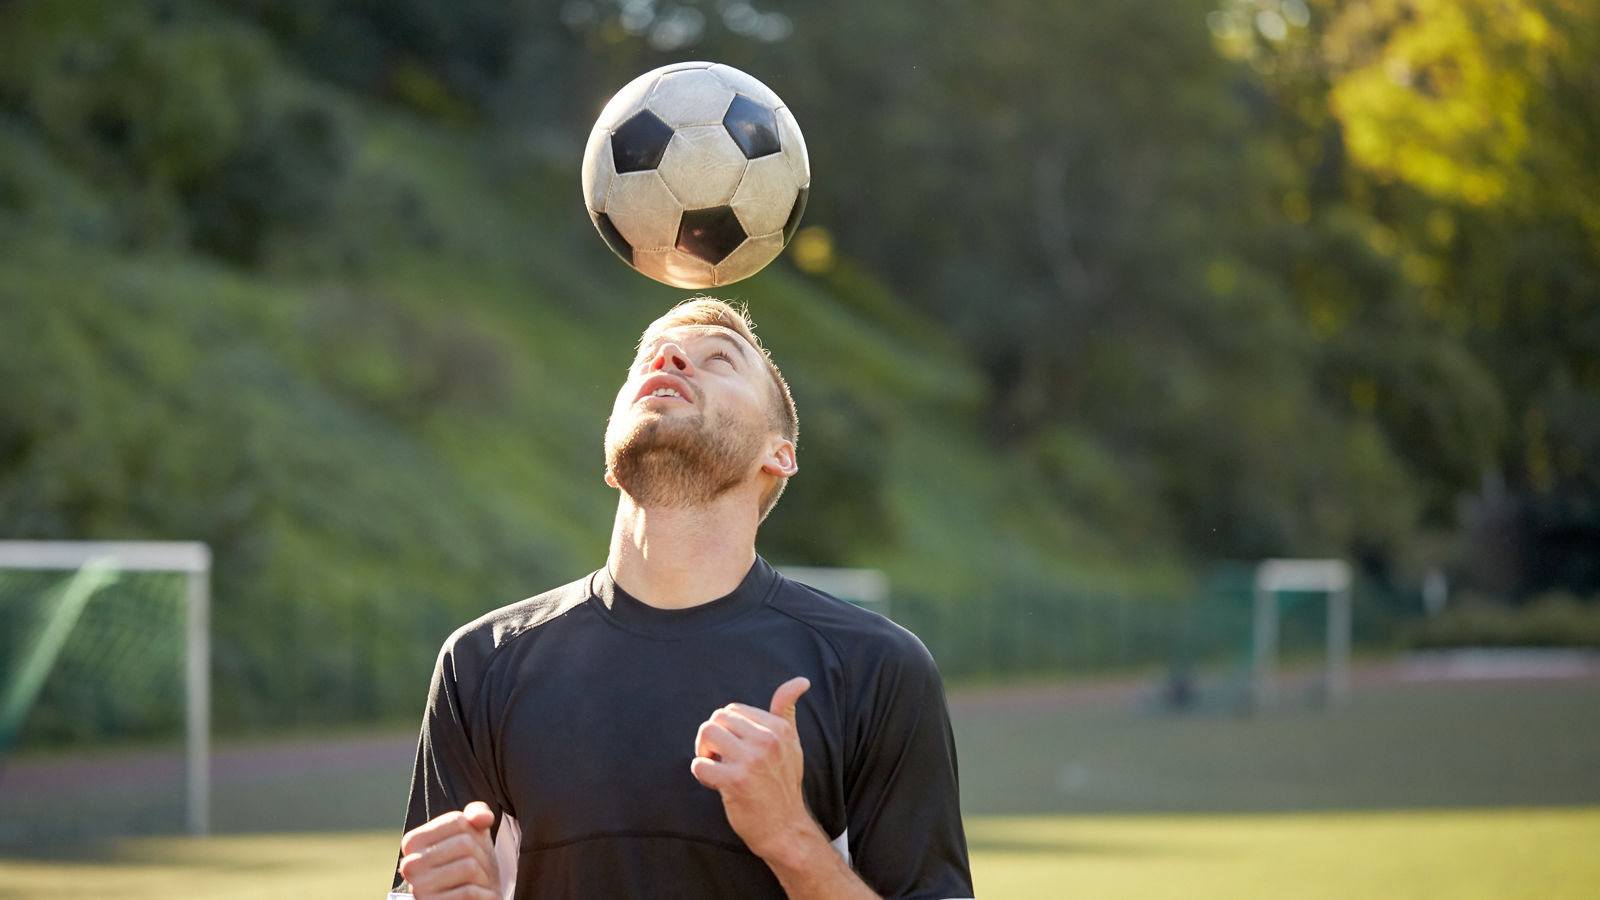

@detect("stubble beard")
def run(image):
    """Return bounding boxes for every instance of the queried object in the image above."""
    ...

[604,407,764,509]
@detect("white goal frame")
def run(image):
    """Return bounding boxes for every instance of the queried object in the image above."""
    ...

[1250,558,1352,712]
[0,540,211,835]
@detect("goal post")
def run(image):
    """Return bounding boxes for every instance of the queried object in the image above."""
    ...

[1250,558,1352,713]
[0,541,210,836]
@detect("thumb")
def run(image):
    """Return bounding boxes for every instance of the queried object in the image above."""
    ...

[462,800,496,832]
[769,675,811,725]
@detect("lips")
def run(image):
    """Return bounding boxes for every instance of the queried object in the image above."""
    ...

[633,373,694,405]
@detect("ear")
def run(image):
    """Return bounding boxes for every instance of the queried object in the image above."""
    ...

[760,438,798,479]
[604,468,619,489]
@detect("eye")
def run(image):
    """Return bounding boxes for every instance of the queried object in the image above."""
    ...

[707,350,735,366]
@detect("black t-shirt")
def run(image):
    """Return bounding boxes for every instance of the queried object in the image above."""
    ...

[392,556,973,899]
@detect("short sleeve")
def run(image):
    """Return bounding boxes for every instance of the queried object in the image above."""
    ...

[843,629,974,899]
[391,634,512,892]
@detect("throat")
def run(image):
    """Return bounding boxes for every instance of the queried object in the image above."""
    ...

[607,503,758,610]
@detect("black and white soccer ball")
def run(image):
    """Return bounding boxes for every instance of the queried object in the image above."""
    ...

[582,62,811,289]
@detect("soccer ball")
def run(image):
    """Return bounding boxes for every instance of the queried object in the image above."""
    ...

[581,62,811,289]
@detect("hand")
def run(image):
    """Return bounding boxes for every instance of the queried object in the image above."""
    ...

[690,676,820,862]
[397,801,501,900]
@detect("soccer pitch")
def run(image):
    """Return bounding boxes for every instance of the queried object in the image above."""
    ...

[2,674,1598,898]
[0,808,1596,899]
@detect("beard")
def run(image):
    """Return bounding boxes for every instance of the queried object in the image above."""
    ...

[604,406,765,509]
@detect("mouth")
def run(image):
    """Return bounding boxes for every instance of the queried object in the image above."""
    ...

[633,374,693,406]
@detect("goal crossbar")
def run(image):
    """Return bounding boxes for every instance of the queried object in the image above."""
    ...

[1251,558,1352,712]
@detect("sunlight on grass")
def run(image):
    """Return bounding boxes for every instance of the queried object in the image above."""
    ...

[1,808,1596,899]
[968,807,1600,899]
[0,831,399,900]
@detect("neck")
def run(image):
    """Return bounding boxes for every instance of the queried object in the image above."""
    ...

[606,489,762,610]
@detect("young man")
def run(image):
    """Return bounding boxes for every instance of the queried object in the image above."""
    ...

[391,299,974,900]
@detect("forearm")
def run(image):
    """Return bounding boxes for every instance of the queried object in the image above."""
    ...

[761,826,881,900]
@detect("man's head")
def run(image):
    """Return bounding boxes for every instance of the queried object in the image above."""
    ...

[603,298,799,520]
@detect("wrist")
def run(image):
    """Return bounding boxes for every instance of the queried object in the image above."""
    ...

[754,815,832,874]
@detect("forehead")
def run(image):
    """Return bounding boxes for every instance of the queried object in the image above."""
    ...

[634,324,758,361]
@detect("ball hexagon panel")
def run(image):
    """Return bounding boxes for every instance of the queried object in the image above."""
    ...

[605,170,683,250]
[656,125,749,210]
[593,72,661,131]
[676,206,748,265]
[714,232,785,284]
[610,109,676,174]
[722,95,782,159]
[775,106,810,187]
[646,68,736,127]
[635,248,716,289]
[708,64,783,110]
[729,154,800,237]
[583,129,615,213]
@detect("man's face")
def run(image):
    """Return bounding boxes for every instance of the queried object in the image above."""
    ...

[603,324,777,508]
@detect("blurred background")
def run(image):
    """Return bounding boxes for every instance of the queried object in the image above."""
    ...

[1,0,1597,896]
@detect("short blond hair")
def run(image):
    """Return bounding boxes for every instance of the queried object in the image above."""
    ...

[637,298,798,519]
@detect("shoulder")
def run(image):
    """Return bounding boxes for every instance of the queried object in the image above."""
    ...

[435,572,595,680]
[766,573,940,679]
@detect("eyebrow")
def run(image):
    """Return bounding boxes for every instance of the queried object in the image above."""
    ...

[636,329,755,365]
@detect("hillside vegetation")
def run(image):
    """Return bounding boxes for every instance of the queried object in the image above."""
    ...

[2,0,1596,731]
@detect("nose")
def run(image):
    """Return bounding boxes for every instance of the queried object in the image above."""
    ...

[649,341,694,375]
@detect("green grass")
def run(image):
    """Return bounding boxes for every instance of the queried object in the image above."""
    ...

[968,807,1600,899]
[1,808,1596,899]
[4,675,1599,897]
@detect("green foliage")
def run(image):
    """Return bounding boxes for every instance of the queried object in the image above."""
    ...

[1406,593,1600,649]
[0,0,352,261]
[1,0,1595,735]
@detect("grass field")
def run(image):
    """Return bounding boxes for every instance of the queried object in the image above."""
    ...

[1,808,1596,899]
[3,669,1599,898]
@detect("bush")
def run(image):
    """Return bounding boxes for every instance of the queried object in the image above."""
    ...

[1405,592,1600,650]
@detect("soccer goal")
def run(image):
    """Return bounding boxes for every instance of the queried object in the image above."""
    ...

[1249,558,1352,713]
[0,541,210,839]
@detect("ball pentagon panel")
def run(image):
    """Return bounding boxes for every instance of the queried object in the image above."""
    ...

[782,186,810,244]
[609,110,676,174]
[722,95,782,159]
[676,206,748,265]
[590,211,633,264]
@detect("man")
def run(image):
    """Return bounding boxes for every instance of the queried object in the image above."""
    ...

[391,299,973,899]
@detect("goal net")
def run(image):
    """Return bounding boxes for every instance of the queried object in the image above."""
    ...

[1166,558,1352,715]
[0,541,209,843]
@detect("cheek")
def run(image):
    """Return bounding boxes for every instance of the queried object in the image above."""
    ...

[611,383,638,417]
